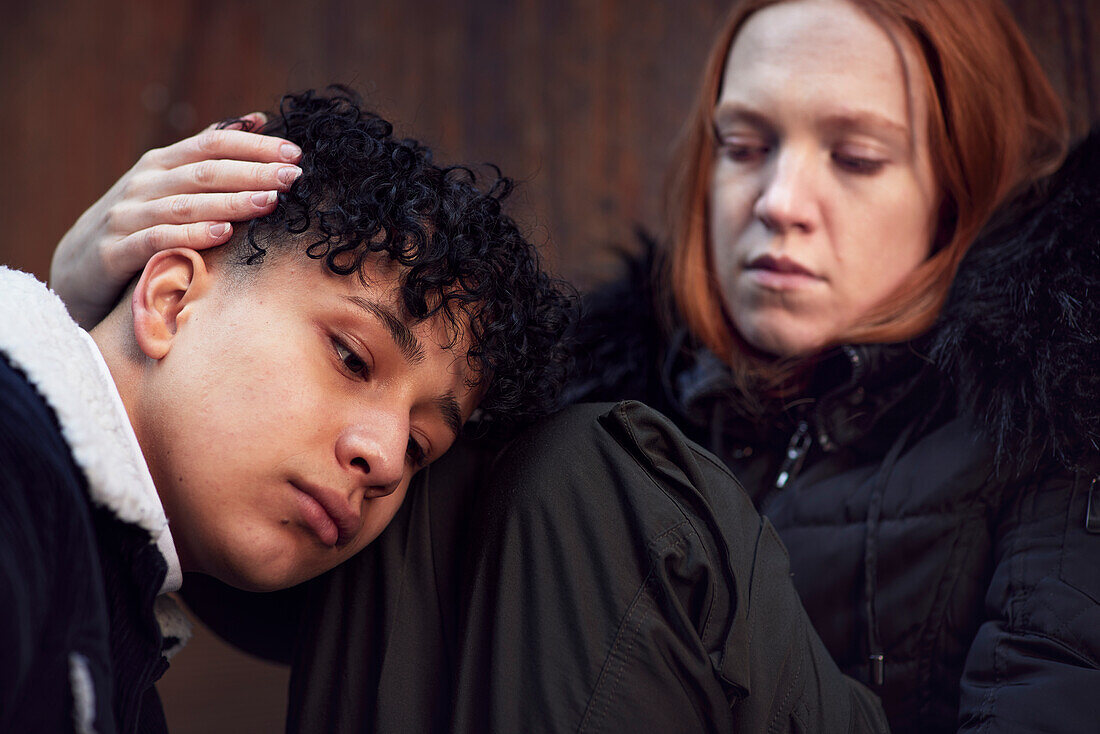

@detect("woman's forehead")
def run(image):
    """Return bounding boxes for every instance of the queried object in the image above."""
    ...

[718,0,925,139]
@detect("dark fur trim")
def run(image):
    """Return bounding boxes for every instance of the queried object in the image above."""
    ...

[571,132,1100,474]
[930,129,1100,472]
[559,232,666,406]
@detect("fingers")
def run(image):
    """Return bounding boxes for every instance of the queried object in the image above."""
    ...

[208,111,269,132]
[109,190,279,233]
[132,159,300,200]
[146,127,301,169]
[110,221,237,272]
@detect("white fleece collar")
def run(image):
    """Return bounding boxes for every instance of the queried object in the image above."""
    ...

[0,267,189,653]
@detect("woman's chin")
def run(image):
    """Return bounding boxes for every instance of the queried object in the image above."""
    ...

[734,313,832,359]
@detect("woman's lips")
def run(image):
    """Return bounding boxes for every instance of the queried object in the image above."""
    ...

[744,254,821,289]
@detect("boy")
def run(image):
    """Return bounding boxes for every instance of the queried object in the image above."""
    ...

[0,88,572,733]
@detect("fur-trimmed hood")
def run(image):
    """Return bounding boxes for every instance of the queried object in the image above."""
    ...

[568,129,1100,474]
[930,129,1100,472]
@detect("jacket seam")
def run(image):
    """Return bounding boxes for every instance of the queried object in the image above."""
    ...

[578,570,656,733]
[616,407,721,644]
[578,552,709,734]
[766,610,805,734]
[974,476,1030,733]
[912,507,984,723]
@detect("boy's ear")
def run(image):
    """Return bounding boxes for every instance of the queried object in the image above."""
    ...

[131,248,211,360]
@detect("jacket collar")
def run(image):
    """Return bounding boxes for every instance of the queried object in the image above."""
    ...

[669,336,936,455]
[0,268,190,655]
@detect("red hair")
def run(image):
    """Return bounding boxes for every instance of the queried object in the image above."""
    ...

[668,0,1068,392]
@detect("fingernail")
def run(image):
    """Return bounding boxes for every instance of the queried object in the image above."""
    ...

[277,166,301,186]
[209,223,230,238]
[252,191,277,206]
[280,143,301,160]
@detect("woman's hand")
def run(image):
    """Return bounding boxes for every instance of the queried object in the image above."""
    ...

[50,114,302,327]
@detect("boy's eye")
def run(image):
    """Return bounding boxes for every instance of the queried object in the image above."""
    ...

[333,338,370,378]
[407,436,428,467]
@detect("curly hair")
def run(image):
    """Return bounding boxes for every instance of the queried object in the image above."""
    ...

[220,87,575,427]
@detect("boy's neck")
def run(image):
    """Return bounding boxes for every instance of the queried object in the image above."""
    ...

[90,312,149,480]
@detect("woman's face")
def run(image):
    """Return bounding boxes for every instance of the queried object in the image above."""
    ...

[709,0,939,357]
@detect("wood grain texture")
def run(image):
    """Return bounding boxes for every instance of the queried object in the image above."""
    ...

[0,2,1095,732]
[1,0,1095,285]
[1004,0,1099,136]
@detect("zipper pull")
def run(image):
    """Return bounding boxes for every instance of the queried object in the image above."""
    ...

[775,421,812,489]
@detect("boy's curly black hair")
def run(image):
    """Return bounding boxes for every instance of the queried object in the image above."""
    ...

[222,86,575,427]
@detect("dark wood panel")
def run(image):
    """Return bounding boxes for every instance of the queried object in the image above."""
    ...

[1004,0,1100,135]
[157,613,288,734]
[2,0,1095,284]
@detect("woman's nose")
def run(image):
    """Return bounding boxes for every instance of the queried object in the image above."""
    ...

[753,148,819,234]
[335,416,406,499]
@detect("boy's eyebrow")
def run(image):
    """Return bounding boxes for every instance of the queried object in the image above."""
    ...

[345,295,465,439]
[434,393,463,437]
[345,296,425,365]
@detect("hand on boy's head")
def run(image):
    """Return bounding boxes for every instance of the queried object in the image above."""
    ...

[89,86,575,593]
[50,117,302,329]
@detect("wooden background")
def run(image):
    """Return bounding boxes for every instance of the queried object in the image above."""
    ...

[1,1,1096,731]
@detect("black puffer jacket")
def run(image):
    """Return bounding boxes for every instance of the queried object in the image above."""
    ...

[567,131,1100,733]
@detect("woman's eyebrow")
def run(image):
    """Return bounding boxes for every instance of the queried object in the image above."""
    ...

[713,102,910,149]
[344,295,426,365]
[819,110,910,147]
[712,103,771,130]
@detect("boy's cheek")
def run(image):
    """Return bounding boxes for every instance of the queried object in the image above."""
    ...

[199,473,411,591]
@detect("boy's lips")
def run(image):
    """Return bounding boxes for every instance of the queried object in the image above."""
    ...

[290,481,361,546]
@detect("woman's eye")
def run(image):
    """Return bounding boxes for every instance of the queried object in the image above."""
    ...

[406,436,428,467]
[333,339,370,378]
[719,140,769,163]
[832,151,885,175]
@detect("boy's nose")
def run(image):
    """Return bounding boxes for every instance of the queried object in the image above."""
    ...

[336,419,406,499]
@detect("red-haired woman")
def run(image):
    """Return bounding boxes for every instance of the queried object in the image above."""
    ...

[446,0,1097,730]
[525,0,1098,730]
[50,0,1098,731]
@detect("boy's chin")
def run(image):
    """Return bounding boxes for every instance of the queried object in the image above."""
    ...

[203,537,336,593]
[220,570,300,594]
[212,561,301,594]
